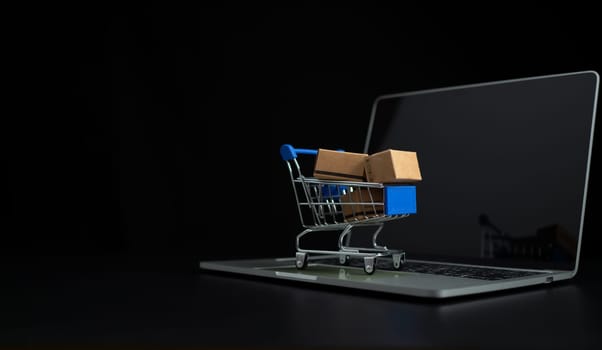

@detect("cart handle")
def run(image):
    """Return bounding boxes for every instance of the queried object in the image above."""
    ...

[280,144,318,161]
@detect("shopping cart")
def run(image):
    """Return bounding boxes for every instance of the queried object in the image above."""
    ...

[280,144,417,274]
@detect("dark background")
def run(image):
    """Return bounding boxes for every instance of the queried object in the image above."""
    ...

[2,5,600,271]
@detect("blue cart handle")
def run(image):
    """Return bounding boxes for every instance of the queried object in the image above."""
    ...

[280,144,318,161]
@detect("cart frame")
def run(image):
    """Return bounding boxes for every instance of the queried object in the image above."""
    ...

[280,144,414,274]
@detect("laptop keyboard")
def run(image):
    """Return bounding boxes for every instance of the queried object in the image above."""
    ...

[313,257,542,280]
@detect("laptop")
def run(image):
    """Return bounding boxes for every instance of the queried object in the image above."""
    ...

[200,71,599,298]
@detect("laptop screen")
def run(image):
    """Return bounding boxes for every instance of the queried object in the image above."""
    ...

[365,72,598,271]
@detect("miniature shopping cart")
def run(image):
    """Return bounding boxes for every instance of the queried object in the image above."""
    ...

[280,144,417,274]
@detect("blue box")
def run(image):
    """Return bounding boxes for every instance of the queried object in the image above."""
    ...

[384,185,417,215]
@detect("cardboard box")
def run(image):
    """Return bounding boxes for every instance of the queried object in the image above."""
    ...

[313,149,368,181]
[365,149,422,183]
[340,187,384,220]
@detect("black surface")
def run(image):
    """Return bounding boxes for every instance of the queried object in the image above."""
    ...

[1,256,601,348]
[2,4,601,347]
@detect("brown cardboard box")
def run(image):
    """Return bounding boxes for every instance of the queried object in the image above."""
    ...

[365,149,422,183]
[313,149,368,181]
[340,187,384,220]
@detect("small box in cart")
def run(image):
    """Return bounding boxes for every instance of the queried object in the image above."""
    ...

[365,149,422,183]
[340,187,384,220]
[383,185,417,214]
[313,148,368,181]
[341,185,417,220]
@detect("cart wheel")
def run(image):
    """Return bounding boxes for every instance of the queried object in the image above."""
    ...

[295,252,308,269]
[392,253,405,270]
[363,256,376,275]
[339,254,350,265]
